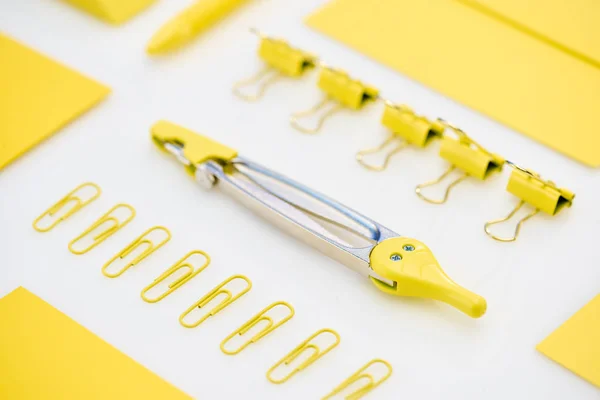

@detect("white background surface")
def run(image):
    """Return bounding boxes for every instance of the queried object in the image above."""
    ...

[1,0,599,399]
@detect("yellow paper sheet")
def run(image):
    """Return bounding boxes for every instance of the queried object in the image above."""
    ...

[537,294,600,388]
[0,287,192,399]
[61,0,156,24]
[0,34,110,170]
[306,0,600,167]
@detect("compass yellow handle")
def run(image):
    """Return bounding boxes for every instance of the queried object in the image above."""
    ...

[369,238,487,318]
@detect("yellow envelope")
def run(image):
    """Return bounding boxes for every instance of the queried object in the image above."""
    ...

[537,294,600,388]
[0,287,192,399]
[306,0,600,167]
[0,34,110,170]
[61,0,156,24]
[457,0,599,65]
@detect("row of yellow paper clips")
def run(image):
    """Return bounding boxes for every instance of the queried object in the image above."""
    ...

[232,30,575,243]
[32,182,209,301]
[32,182,393,399]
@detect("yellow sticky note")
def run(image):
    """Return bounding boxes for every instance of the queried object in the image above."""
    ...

[0,287,192,399]
[537,295,600,388]
[61,0,156,24]
[306,0,600,167]
[0,34,110,170]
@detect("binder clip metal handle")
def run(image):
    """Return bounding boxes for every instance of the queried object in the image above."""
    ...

[356,136,408,172]
[232,66,282,102]
[290,96,343,134]
[415,166,468,204]
[484,201,539,242]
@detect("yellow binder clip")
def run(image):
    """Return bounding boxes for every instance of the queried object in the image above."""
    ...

[220,301,295,355]
[357,102,445,171]
[141,250,210,303]
[102,226,171,278]
[68,204,136,255]
[266,328,340,384]
[290,66,379,134]
[33,182,101,232]
[484,162,575,242]
[179,275,252,328]
[416,121,505,204]
[233,30,316,102]
[322,359,393,400]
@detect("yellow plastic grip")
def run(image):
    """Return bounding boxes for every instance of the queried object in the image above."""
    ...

[369,237,487,318]
[151,120,237,172]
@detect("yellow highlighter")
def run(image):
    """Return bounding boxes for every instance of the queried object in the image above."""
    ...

[147,0,250,55]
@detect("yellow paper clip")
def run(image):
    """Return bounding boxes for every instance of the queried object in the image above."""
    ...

[68,204,136,255]
[102,226,171,278]
[322,359,393,400]
[290,66,379,134]
[416,120,505,204]
[179,275,252,328]
[141,250,210,303]
[233,30,316,102]
[484,162,575,242]
[266,328,340,384]
[357,102,445,171]
[220,301,295,355]
[33,182,101,232]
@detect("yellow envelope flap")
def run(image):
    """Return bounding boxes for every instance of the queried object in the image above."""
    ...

[537,294,600,388]
[0,287,192,399]
[458,0,600,66]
